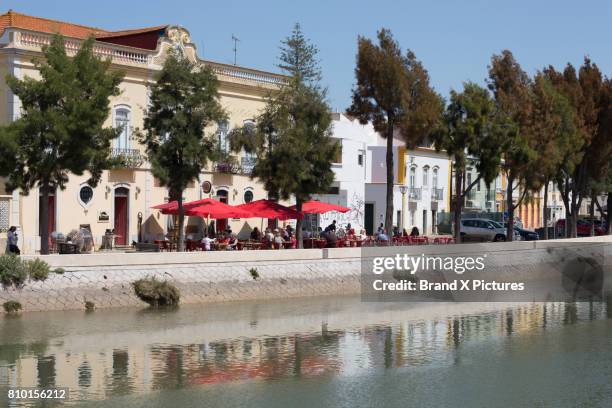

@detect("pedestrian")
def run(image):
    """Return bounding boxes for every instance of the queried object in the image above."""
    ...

[7,226,20,255]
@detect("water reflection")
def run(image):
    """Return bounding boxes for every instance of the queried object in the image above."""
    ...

[0,299,610,407]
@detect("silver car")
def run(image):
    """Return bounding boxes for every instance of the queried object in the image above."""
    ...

[459,218,507,242]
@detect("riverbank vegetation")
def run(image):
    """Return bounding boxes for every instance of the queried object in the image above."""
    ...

[132,277,181,307]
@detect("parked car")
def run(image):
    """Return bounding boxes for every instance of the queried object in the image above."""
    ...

[555,219,605,237]
[459,219,507,242]
[503,223,539,241]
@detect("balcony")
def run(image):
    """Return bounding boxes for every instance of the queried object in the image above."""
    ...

[111,148,145,168]
[213,156,256,176]
[432,188,444,201]
[407,187,421,201]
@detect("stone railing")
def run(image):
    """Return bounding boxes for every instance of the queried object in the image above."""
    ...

[204,60,287,86]
[15,30,150,67]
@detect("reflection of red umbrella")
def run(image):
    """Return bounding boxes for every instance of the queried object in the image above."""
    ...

[151,198,252,219]
[291,200,350,214]
[235,199,303,220]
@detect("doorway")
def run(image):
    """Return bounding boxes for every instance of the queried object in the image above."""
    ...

[114,187,129,245]
[216,189,229,233]
[422,210,428,235]
[364,203,374,236]
[432,210,437,234]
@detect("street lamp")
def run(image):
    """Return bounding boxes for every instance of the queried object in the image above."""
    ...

[399,184,408,231]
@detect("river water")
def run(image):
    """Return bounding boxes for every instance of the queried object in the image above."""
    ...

[1,296,612,407]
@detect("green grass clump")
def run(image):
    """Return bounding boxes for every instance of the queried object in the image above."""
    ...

[132,277,180,307]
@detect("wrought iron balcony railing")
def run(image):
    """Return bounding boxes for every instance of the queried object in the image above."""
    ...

[408,187,422,201]
[111,148,145,168]
[432,188,444,201]
[213,156,257,176]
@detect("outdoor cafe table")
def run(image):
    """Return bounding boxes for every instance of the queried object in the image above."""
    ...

[240,241,263,250]
[213,242,228,251]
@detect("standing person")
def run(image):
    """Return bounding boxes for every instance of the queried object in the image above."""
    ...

[377,223,385,235]
[325,220,337,233]
[6,226,20,255]
[200,234,216,251]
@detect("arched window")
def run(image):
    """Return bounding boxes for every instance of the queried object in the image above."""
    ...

[78,184,94,208]
[423,166,429,187]
[432,167,439,188]
[244,189,254,203]
[409,166,417,188]
[114,107,131,150]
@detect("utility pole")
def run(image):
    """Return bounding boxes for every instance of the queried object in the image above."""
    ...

[231,34,240,66]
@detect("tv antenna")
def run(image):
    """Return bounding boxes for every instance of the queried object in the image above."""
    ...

[231,34,240,66]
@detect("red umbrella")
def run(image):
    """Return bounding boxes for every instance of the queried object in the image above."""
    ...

[291,200,350,214]
[152,198,252,219]
[235,199,303,220]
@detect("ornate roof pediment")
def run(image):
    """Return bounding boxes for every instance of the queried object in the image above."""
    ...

[151,25,198,67]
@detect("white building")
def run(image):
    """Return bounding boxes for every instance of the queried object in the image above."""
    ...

[365,132,450,236]
[311,113,377,232]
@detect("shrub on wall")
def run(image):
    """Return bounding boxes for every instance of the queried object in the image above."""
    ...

[3,300,22,313]
[24,259,50,282]
[0,255,28,289]
[132,277,180,307]
[0,255,55,289]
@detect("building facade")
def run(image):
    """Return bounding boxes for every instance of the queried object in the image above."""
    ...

[0,11,286,253]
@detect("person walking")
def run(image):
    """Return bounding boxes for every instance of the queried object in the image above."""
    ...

[6,226,20,255]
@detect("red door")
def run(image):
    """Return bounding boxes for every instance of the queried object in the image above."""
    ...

[114,188,129,245]
[216,191,228,233]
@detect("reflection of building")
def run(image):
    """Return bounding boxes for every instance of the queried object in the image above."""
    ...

[0,11,285,253]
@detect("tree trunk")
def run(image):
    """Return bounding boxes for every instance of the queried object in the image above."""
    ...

[295,198,303,249]
[506,177,514,242]
[384,124,394,235]
[589,191,595,237]
[607,192,612,235]
[542,181,549,240]
[453,168,463,243]
[177,192,185,252]
[569,192,578,238]
[40,183,50,255]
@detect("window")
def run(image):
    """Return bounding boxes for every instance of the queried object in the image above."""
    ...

[423,166,429,187]
[409,166,416,187]
[477,178,481,191]
[244,190,254,203]
[358,153,363,166]
[0,198,9,232]
[432,167,438,188]
[467,172,472,187]
[333,140,342,164]
[217,121,230,154]
[78,185,94,208]
[114,108,131,150]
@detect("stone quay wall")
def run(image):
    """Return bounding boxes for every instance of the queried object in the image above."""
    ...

[1,236,611,313]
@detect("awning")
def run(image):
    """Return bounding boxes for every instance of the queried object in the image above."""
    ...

[235,199,303,220]
[152,198,252,219]
[291,200,350,214]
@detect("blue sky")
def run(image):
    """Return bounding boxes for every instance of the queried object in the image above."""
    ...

[6,0,612,110]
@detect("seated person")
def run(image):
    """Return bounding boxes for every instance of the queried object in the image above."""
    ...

[200,234,216,251]
[273,229,284,248]
[337,227,346,238]
[227,234,238,250]
[358,229,367,240]
[325,230,338,247]
[410,226,420,237]
[377,231,390,242]
[250,227,262,241]
[285,224,294,238]
[377,223,385,235]
[302,228,312,239]
[264,228,274,242]
[402,228,409,237]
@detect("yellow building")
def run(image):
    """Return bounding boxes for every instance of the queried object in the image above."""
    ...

[0,11,285,253]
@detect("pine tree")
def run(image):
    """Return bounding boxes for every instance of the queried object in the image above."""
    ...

[347,28,442,234]
[0,35,123,254]
[432,82,506,242]
[229,23,338,248]
[142,51,226,251]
